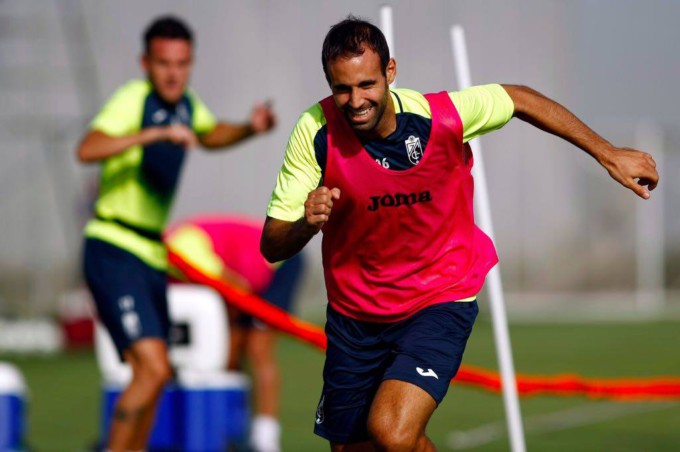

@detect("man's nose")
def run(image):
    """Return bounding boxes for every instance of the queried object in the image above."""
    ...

[349,89,363,109]
[168,65,182,79]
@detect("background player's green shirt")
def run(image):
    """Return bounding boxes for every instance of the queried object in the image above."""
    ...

[84,79,217,270]
[267,84,514,221]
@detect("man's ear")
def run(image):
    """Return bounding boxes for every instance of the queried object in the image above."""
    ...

[141,53,149,72]
[386,58,397,85]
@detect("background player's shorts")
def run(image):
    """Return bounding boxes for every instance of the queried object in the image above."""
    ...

[236,252,305,328]
[314,300,478,444]
[83,238,170,358]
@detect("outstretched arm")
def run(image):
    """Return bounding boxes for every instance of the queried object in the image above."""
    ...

[502,84,659,199]
[261,187,340,263]
[199,103,276,149]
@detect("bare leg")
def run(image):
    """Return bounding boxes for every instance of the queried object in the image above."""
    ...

[107,338,172,452]
[329,380,436,452]
[227,306,247,371]
[367,380,437,452]
[246,326,284,452]
[246,327,279,416]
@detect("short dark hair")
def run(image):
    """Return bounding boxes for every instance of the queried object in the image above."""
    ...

[143,16,193,53]
[321,15,390,83]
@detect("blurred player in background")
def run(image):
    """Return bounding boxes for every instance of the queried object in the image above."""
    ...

[76,16,275,452]
[164,214,305,452]
[261,16,659,451]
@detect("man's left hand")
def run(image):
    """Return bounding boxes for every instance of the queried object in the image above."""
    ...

[600,146,659,199]
[250,102,276,133]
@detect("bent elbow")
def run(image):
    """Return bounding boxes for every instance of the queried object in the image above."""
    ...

[76,135,98,163]
[259,233,278,263]
[260,240,280,264]
[76,131,110,163]
[76,146,90,163]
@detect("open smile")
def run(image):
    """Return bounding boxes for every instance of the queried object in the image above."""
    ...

[347,105,373,123]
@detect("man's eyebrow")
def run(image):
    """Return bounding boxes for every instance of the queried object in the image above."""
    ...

[333,79,377,90]
[358,79,377,87]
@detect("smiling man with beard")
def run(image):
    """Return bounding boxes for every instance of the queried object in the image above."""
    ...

[261,15,658,452]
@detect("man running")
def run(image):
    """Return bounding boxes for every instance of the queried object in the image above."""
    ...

[260,16,658,451]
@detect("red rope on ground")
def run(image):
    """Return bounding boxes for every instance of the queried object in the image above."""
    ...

[455,364,680,400]
[168,250,326,350]
[168,250,680,401]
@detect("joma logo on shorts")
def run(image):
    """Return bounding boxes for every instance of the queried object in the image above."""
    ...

[368,191,432,211]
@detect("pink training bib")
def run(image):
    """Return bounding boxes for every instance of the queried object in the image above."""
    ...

[320,91,498,322]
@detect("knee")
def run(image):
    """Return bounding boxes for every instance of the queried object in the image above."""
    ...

[135,359,172,388]
[368,417,420,452]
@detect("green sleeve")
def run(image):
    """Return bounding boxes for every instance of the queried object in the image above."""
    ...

[90,80,148,137]
[266,104,324,222]
[449,84,515,143]
[188,90,217,135]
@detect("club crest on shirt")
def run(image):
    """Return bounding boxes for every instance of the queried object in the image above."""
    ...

[152,109,168,124]
[405,135,423,165]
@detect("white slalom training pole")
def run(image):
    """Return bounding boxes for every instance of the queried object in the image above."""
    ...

[380,4,396,88]
[634,121,665,313]
[450,25,527,452]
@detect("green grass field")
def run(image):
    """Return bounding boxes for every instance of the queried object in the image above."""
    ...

[3,317,679,451]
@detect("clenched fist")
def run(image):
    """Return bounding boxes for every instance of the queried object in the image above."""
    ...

[304,186,341,231]
[250,102,276,134]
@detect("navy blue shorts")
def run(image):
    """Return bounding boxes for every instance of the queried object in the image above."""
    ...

[83,238,170,358]
[235,252,304,328]
[314,300,479,444]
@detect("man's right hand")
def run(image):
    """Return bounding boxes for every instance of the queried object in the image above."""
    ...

[260,187,341,263]
[162,124,198,148]
[304,186,341,231]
